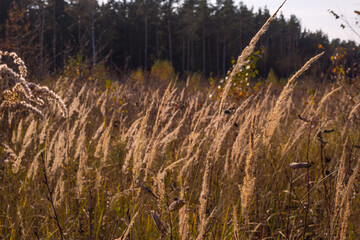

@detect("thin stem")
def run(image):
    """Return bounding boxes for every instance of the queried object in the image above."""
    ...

[169,211,174,240]
[318,131,331,236]
[303,124,312,239]
[41,152,66,240]
[88,189,93,240]
[286,171,293,240]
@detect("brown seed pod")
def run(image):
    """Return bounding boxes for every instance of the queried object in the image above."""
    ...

[289,162,314,170]
[147,210,167,236]
[168,199,185,212]
[138,182,159,199]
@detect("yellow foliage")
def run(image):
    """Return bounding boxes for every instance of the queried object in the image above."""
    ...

[130,68,145,84]
[150,60,176,84]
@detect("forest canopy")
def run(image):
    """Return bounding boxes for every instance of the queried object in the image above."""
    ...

[0,0,358,79]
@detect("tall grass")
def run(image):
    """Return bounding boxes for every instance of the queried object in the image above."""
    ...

[1,2,360,239]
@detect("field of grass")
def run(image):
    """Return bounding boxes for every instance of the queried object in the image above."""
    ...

[1,3,360,240]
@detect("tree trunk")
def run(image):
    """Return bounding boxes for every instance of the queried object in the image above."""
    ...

[39,0,44,77]
[182,31,185,73]
[167,0,173,63]
[78,14,81,51]
[202,28,206,75]
[52,0,56,71]
[216,30,219,77]
[156,25,159,59]
[222,41,226,76]
[207,36,212,75]
[191,37,193,71]
[187,37,190,71]
[144,6,148,69]
[91,0,96,66]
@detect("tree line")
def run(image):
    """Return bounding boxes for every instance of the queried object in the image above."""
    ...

[0,0,358,79]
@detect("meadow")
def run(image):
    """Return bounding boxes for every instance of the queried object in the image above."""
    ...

[1,2,360,240]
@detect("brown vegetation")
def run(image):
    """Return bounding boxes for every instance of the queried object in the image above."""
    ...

[1,2,360,239]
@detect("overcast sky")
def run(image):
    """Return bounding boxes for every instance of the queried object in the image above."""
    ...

[243,0,360,43]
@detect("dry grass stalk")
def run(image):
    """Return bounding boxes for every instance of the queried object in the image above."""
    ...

[224,149,231,175]
[12,119,37,173]
[148,210,167,236]
[153,173,167,204]
[39,118,49,145]
[339,199,351,240]
[190,98,210,132]
[348,100,360,120]
[157,158,186,185]
[210,96,254,164]
[100,95,107,117]
[169,199,185,212]
[92,121,105,141]
[263,52,324,145]
[121,118,142,171]
[335,156,360,239]
[27,149,43,180]
[51,130,65,174]
[68,83,87,118]
[40,151,66,240]
[131,97,157,180]
[219,0,286,111]
[197,160,211,240]
[116,211,139,240]
[101,113,115,163]
[178,188,189,240]
[151,82,177,136]
[15,119,23,144]
[46,128,60,171]
[76,149,87,197]
[53,171,65,206]
[240,116,256,228]
[230,112,253,166]
[179,137,207,180]
[313,86,342,118]
[232,204,240,240]
[280,122,308,161]
[22,119,37,145]
[230,92,264,167]
[158,110,187,153]
[144,108,181,177]
[330,140,348,238]
[2,143,17,162]
[69,118,80,149]
[334,141,348,212]
[142,87,181,176]
[109,188,140,208]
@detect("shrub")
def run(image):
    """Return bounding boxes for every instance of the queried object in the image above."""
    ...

[150,60,176,85]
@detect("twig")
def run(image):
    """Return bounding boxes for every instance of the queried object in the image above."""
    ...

[303,123,312,239]
[300,170,338,202]
[88,189,93,240]
[40,152,66,240]
[285,171,293,239]
[34,229,40,240]
[317,131,332,236]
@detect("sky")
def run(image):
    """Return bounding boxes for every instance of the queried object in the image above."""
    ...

[243,0,360,43]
